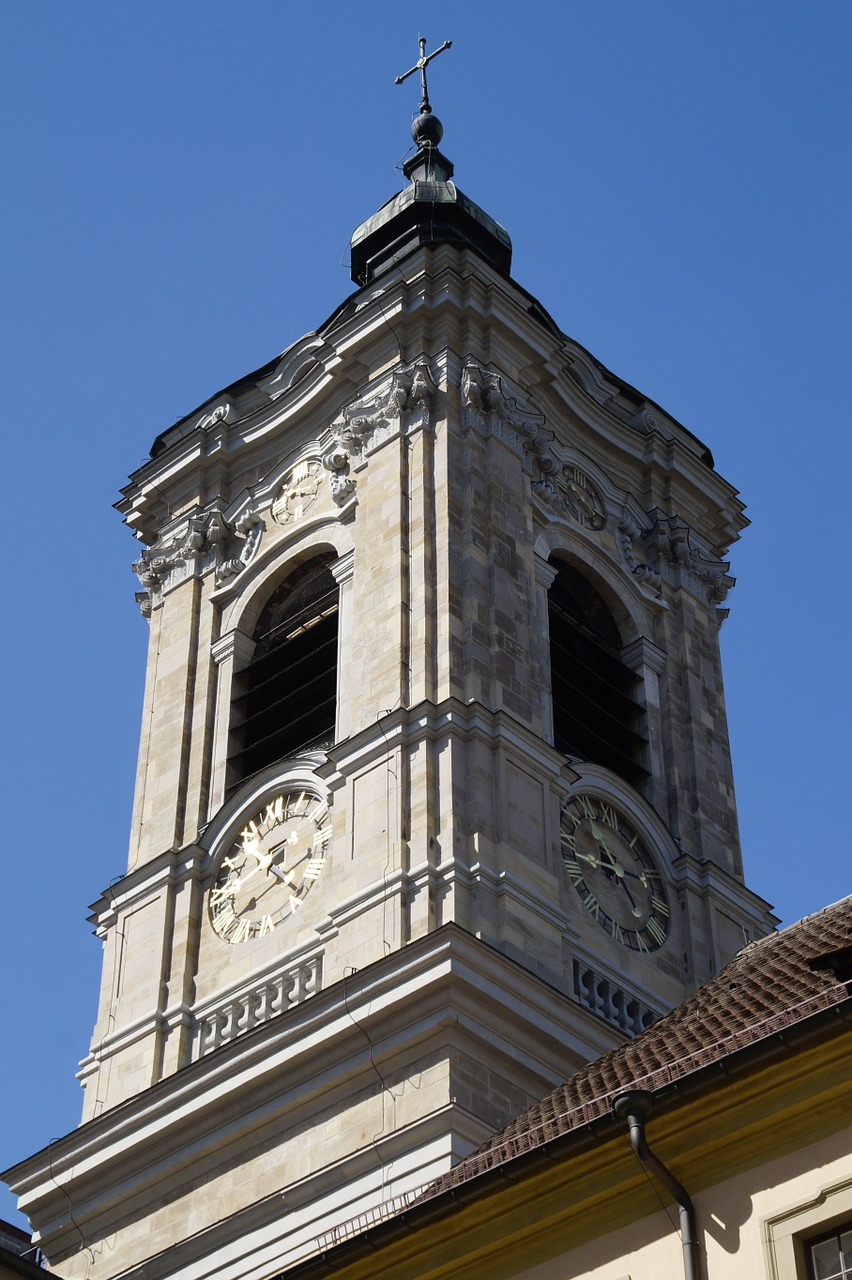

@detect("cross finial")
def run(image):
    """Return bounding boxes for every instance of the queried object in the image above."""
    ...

[394,36,452,115]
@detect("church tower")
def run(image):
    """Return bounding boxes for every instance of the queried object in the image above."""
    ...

[4,42,774,1280]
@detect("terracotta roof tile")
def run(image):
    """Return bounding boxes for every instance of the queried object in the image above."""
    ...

[310,899,852,1261]
[442,896,852,1188]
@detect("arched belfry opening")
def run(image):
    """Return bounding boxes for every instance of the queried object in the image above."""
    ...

[229,552,339,784]
[548,558,648,789]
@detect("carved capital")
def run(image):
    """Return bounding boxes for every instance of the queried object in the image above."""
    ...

[322,361,439,500]
[211,628,256,668]
[620,508,733,605]
[618,514,663,595]
[133,511,223,608]
[460,360,549,462]
[531,448,561,497]
[321,441,356,507]
[630,403,672,439]
[195,399,235,432]
[621,635,667,676]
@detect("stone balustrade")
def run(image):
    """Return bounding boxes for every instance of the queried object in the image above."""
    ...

[573,959,656,1036]
[194,955,323,1059]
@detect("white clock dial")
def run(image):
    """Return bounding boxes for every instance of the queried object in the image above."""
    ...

[210,790,331,944]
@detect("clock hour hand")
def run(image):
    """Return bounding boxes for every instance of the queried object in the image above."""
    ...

[267,863,298,889]
[589,821,625,877]
[242,836,274,874]
[575,849,600,868]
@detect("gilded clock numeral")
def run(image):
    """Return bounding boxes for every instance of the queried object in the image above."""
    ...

[564,857,584,884]
[258,915,274,937]
[651,896,669,917]
[636,931,650,954]
[561,831,577,853]
[309,799,329,824]
[217,910,239,939]
[599,803,618,829]
[584,893,601,921]
[610,920,624,944]
[578,795,597,820]
[231,918,253,944]
[646,917,667,946]
[264,796,285,827]
[304,855,325,881]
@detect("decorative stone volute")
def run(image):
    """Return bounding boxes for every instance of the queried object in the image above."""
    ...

[460,359,551,463]
[321,360,438,502]
[133,510,223,610]
[618,508,733,605]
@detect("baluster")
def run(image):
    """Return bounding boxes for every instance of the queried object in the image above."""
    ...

[611,986,627,1031]
[282,969,298,1009]
[221,1002,238,1043]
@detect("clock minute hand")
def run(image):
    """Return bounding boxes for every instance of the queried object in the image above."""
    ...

[616,875,643,919]
[589,821,643,918]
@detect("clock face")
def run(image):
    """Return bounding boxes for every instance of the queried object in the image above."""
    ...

[558,466,606,530]
[271,460,322,526]
[560,793,670,951]
[210,790,331,944]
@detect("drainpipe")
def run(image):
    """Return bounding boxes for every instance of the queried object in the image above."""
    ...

[612,1090,701,1280]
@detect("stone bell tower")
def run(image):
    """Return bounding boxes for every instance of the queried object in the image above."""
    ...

[4,42,774,1280]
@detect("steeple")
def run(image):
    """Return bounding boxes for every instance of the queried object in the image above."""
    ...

[349,37,512,285]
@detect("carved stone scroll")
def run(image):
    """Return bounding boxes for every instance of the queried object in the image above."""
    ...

[322,360,438,502]
[460,360,551,463]
[619,509,733,605]
[214,510,265,585]
[133,512,221,610]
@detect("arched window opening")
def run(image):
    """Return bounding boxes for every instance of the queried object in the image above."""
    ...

[548,560,648,789]
[229,553,338,784]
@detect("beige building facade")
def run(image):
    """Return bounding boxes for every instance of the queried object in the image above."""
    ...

[4,92,781,1280]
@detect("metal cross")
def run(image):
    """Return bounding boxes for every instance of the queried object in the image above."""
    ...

[395,36,452,114]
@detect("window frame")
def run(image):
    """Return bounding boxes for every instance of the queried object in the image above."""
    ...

[763,1180,852,1280]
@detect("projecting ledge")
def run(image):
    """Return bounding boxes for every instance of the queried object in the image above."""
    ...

[5,925,590,1264]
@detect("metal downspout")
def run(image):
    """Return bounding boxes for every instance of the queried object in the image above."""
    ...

[612,1091,701,1280]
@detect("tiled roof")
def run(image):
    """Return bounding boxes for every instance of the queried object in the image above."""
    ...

[301,900,852,1267]
[438,896,852,1188]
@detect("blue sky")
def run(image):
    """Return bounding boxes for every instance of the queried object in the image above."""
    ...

[2,0,850,1230]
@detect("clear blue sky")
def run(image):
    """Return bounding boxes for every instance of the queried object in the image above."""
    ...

[2,0,850,1230]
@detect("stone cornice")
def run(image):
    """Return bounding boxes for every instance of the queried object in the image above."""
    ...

[670,852,778,929]
[324,695,575,788]
[5,926,593,1261]
[118,245,744,559]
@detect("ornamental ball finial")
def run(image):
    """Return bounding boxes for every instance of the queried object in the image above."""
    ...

[411,111,443,147]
